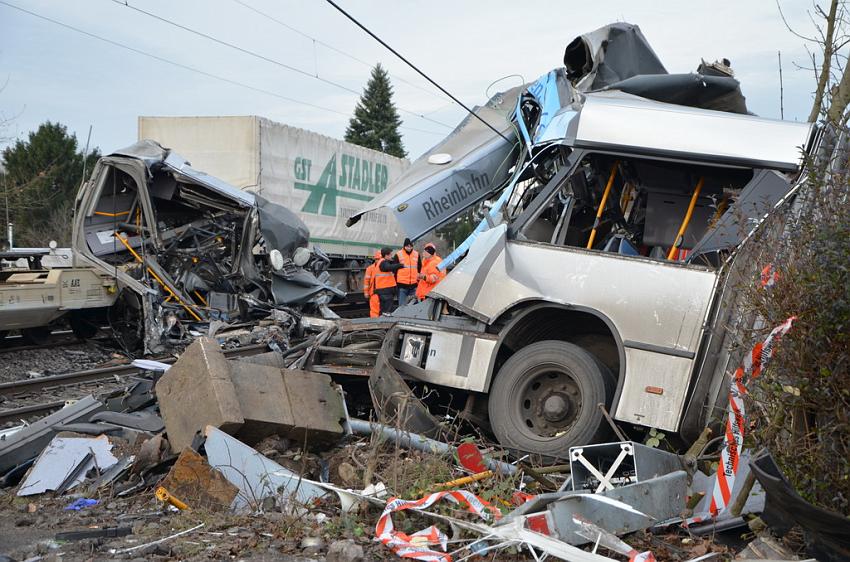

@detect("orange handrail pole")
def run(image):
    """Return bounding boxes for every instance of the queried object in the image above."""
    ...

[666,177,705,260]
[586,161,619,249]
[93,210,130,217]
[193,290,208,307]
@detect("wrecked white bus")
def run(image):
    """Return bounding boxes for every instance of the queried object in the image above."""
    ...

[347,24,818,457]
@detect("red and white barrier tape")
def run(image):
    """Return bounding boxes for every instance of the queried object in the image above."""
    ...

[760,263,779,288]
[686,314,795,525]
[375,490,501,562]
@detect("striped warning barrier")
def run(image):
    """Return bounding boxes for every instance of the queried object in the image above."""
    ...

[686,314,795,525]
[760,263,779,288]
[375,489,501,561]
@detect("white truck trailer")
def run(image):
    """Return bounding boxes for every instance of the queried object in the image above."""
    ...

[137,116,410,291]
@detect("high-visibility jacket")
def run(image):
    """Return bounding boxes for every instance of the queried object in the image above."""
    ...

[363,263,377,297]
[396,249,419,285]
[374,258,397,289]
[416,255,446,300]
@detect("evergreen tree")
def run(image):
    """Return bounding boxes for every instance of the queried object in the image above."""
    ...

[345,64,406,158]
[1,121,100,246]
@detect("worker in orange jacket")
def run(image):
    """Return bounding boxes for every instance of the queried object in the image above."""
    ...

[395,238,420,307]
[416,242,446,300]
[363,250,382,318]
[375,247,404,314]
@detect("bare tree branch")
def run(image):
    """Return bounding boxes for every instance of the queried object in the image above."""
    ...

[809,0,839,121]
[828,56,850,123]
[777,0,819,41]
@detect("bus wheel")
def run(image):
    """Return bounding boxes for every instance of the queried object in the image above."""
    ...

[488,340,611,460]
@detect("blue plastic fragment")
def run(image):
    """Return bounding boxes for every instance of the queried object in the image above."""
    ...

[65,498,98,511]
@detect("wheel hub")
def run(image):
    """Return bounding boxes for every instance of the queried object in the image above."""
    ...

[518,369,582,438]
[542,393,571,422]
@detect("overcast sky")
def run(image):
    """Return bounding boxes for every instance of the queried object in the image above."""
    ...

[0,1,825,160]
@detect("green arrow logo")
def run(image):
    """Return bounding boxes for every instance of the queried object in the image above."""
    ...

[295,155,372,216]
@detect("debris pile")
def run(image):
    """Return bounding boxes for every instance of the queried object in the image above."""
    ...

[0,319,840,562]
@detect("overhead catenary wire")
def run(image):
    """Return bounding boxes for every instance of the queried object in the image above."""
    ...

[229,0,453,104]
[323,0,512,143]
[109,0,455,131]
[0,1,445,138]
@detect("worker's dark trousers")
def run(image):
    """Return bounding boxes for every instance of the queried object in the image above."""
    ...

[376,287,397,314]
[397,283,417,307]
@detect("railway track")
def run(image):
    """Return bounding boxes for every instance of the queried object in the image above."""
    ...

[0,328,116,355]
[0,343,271,424]
[0,331,89,354]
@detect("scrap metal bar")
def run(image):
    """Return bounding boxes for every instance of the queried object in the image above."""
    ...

[348,418,518,476]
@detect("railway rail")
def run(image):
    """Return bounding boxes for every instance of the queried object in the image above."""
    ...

[0,329,109,354]
[0,343,270,424]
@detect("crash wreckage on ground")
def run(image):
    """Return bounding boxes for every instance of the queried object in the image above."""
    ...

[5,21,846,562]
[70,23,821,459]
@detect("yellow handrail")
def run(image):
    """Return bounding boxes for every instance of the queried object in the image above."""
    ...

[667,177,705,260]
[586,161,619,249]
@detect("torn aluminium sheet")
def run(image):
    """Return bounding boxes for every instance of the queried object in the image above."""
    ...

[346,85,522,241]
[203,425,326,511]
[18,435,118,496]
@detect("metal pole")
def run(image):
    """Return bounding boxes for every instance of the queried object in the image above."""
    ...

[81,125,92,183]
[778,51,784,120]
[348,418,518,475]
[3,171,9,249]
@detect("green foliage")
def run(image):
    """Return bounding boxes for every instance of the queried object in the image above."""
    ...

[745,135,850,514]
[345,64,406,158]
[645,427,666,448]
[436,209,476,249]
[1,121,99,246]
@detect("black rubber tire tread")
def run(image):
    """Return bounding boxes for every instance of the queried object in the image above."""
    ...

[488,340,611,459]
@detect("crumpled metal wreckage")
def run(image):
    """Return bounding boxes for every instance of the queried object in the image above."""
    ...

[347,22,753,252]
[73,140,344,353]
[344,20,813,462]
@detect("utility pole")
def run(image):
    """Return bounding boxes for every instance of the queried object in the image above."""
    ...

[778,51,785,120]
[3,170,10,250]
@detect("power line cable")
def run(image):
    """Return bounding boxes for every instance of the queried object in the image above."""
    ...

[0,1,446,138]
[109,0,454,131]
[230,0,453,104]
[323,0,511,143]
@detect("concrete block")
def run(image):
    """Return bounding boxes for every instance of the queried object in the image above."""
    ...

[156,338,244,451]
[236,352,286,368]
[228,361,344,446]
[229,361,295,444]
[281,369,344,445]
